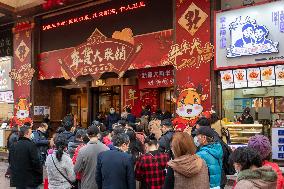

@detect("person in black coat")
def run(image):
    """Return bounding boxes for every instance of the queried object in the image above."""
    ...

[32,123,49,164]
[238,107,254,124]
[126,107,136,124]
[6,125,19,178]
[158,120,174,157]
[10,125,43,189]
[60,114,75,142]
[96,133,136,189]
[106,107,120,131]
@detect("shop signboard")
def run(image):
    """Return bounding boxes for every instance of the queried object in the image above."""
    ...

[138,66,174,89]
[215,1,284,70]
[59,29,142,80]
[275,65,284,85]
[260,66,275,86]
[272,128,284,160]
[247,67,261,87]
[233,69,247,88]
[0,57,12,91]
[0,91,13,103]
[220,70,234,89]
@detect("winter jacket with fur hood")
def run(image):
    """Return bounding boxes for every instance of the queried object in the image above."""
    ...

[167,154,210,189]
[235,166,277,189]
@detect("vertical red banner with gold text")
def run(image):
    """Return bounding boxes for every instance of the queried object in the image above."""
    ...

[173,0,213,126]
[12,25,33,100]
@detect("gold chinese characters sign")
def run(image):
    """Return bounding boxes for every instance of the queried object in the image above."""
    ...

[9,64,35,86]
[178,3,208,36]
[59,28,142,81]
[164,38,214,70]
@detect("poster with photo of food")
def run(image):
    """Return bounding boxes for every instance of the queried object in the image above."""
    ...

[233,69,247,88]
[261,66,275,86]
[275,65,284,85]
[263,97,274,113]
[275,97,284,113]
[220,70,234,89]
[247,67,261,87]
[252,97,263,111]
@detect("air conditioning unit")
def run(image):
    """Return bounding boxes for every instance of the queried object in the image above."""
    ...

[242,88,267,95]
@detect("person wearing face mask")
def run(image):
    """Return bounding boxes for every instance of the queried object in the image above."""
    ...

[230,147,277,189]
[32,122,50,165]
[163,132,209,189]
[106,107,120,131]
[96,133,136,189]
[238,107,254,124]
[195,126,223,189]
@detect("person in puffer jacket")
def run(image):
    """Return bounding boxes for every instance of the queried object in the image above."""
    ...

[195,126,223,189]
[248,135,284,189]
[230,147,277,189]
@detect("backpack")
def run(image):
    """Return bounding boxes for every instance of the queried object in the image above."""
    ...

[219,139,235,175]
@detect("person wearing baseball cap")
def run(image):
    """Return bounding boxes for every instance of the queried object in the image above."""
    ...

[248,135,284,189]
[195,126,223,189]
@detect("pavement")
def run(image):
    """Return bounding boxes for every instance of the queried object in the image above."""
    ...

[0,161,44,189]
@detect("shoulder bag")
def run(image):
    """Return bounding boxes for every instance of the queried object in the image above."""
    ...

[51,155,78,189]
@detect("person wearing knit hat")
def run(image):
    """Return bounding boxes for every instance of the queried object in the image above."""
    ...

[248,135,284,189]
[248,135,271,160]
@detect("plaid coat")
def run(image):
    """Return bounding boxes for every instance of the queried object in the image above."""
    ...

[135,150,169,189]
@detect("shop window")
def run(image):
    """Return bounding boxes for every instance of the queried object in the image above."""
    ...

[98,86,121,114]
[160,87,175,115]
[0,103,13,124]
[222,86,284,122]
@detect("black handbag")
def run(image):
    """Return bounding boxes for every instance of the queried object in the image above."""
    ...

[51,155,78,189]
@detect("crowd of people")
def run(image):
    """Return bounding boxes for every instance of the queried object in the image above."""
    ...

[5,106,284,189]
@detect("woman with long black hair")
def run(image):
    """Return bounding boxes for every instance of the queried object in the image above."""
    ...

[45,135,76,189]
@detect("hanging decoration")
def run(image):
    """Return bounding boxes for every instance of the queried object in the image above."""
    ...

[9,64,35,86]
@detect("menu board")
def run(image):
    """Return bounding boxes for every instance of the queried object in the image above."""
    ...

[247,67,261,87]
[275,65,284,85]
[220,70,234,89]
[275,97,284,113]
[272,128,284,160]
[261,66,275,86]
[233,69,247,88]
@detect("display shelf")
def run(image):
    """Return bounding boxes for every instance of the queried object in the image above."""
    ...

[227,124,263,144]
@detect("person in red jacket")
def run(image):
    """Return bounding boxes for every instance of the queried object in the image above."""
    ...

[248,135,284,189]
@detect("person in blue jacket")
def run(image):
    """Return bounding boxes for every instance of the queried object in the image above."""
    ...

[195,126,223,189]
[96,133,136,189]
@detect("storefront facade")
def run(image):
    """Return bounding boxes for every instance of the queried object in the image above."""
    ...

[0,0,214,136]
[28,0,213,128]
[215,1,284,159]
[0,25,13,125]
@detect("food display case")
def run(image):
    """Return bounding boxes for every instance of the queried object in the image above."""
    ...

[227,124,263,144]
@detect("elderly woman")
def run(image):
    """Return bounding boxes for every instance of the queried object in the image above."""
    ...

[230,147,277,189]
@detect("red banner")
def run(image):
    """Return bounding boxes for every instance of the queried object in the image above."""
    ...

[11,22,34,101]
[123,85,142,117]
[140,89,159,113]
[38,29,173,80]
[172,1,213,126]
[138,66,174,89]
